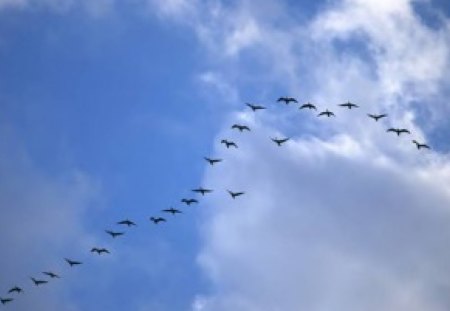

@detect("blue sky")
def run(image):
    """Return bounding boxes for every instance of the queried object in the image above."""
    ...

[1,1,450,311]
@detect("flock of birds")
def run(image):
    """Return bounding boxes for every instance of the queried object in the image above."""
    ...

[0,97,430,306]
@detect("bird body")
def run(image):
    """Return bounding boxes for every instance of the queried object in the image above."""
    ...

[387,128,410,136]
[246,103,266,111]
[8,286,23,294]
[105,230,124,238]
[299,103,317,110]
[150,217,166,224]
[367,113,387,121]
[204,157,222,165]
[43,271,60,278]
[65,258,82,267]
[339,102,359,109]
[318,109,335,117]
[221,139,238,148]
[117,219,136,227]
[91,247,110,255]
[231,124,251,132]
[277,97,298,104]
[181,198,198,205]
[30,277,48,286]
[0,298,13,305]
[162,208,182,215]
[412,140,430,149]
[227,190,245,199]
[271,137,290,146]
[192,188,213,195]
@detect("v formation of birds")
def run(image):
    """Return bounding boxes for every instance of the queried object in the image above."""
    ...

[0,97,430,306]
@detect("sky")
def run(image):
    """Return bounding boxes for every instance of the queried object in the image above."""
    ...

[1,0,450,310]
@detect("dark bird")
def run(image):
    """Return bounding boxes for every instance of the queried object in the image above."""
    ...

[150,217,166,224]
[271,137,290,146]
[0,298,13,305]
[91,247,110,255]
[65,258,82,267]
[30,277,48,286]
[387,128,410,136]
[162,207,182,215]
[246,103,266,111]
[277,96,298,104]
[227,190,245,199]
[221,139,238,148]
[231,124,251,132]
[42,272,60,279]
[8,286,23,294]
[299,103,317,110]
[318,109,335,117]
[367,113,387,121]
[105,230,124,238]
[181,198,198,205]
[204,157,223,165]
[412,140,430,150]
[192,187,213,195]
[117,219,136,227]
[339,101,359,109]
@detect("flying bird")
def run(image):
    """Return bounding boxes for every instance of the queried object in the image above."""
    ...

[227,190,245,199]
[42,271,60,279]
[192,187,213,195]
[181,198,198,205]
[221,139,238,149]
[367,113,387,121]
[8,286,23,294]
[387,128,410,136]
[204,157,222,165]
[271,137,290,146]
[246,103,266,111]
[299,103,317,110]
[412,140,430,150]
[30,277,48,286]
[117,219,136,227]
[162,207,182,215]
[231,124,251,132]
[277,97,298,104]
[0,298,13,305]
[91,247,110,255]
[150,217,166,224]
[318,109,335,117]
[105,230,124,238]
[339,101,359,109]
[65,258,82,267]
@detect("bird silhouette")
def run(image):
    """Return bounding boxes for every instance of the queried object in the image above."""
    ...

[0,297,13,305]
[42,271,60,279]
[117,219,136,227]
[162,207,182,215]
[412,140,430,149]
[192,187,213,195]
[221,139,238,148]
[231,124,251,132]
[181,198,198,205]
[318,109,335,117]
[367,113,387,121]
[271,137,290,146]
[277,97,298,104]
[387,128,410,136]
[299,103,317,110]
[227,190,245,199]
[65,258,82,267]
[150,217,166,224]
[339,101,359,109]
[30,277,48,286]
[246,103,266,111]
[204,157,223,165]
[105,230,124,238]
[91,247,110,255]
[8,286,23,294]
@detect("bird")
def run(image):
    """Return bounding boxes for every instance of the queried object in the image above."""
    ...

[299,103,317,110]
[181,198,198,205]
[42,271,60,279]
[277,97,298,104]
[30,277,48,286]
[0,298,13,305]
[271,137,290,146]
[231,124,251,132]
[204,157,222,165]
[387,128,410,136]
[117,219,136,227]
[412,140,430,149]
[318,109,335,117]
[221,139,238,148]
[8,286,23,294]
[91,247,110,255]
[65,258,82,267]
[246,103,266,111]
[105,230,124,238]
[192,187,213,195]
[227,190,245,199]
[339,101,359,109]
[162,207,182,215]
[150,217,166,224]
[368,113,387,121]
